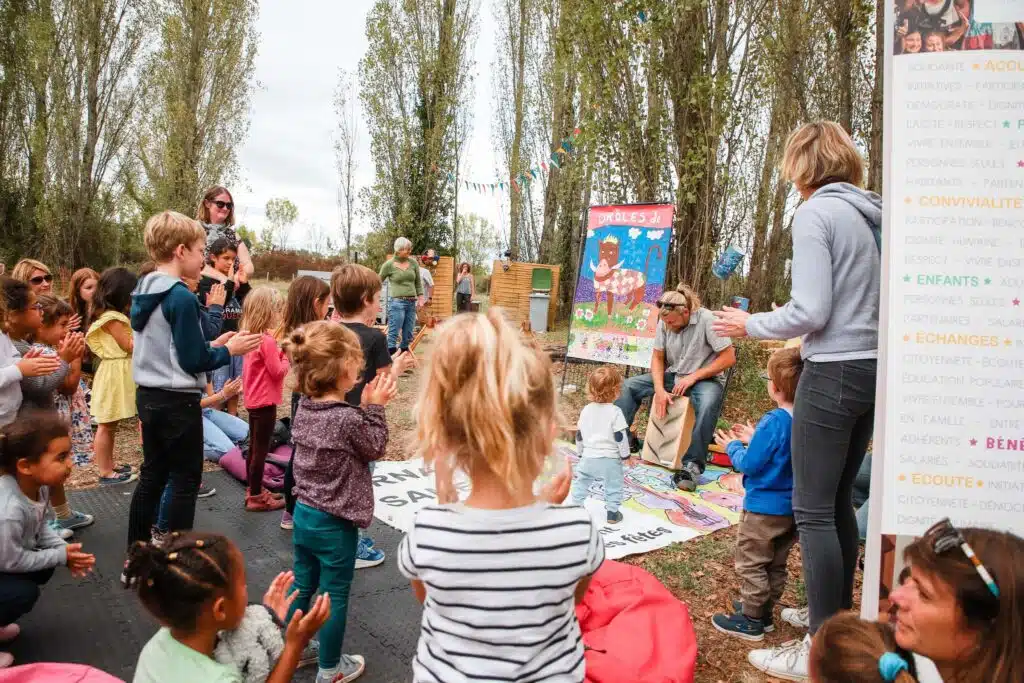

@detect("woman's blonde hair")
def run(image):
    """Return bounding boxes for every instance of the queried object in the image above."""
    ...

[283,321,363,398]
[587,366,623,404]
[660,283,701,311]
[11,259,50,283]
[240,287,284,335]
[811,612,917,683]
[415,308,557,498]
[780,121,864,191]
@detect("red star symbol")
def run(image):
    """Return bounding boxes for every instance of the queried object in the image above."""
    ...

[1014,298,1020,306]
[903,334,910,342]
[970,438,977,446]
[1019,160,1024,168]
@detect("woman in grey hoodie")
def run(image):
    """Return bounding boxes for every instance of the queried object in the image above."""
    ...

[713,121,882,680]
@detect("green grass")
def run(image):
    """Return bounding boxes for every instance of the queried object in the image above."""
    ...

[644,532,733,592]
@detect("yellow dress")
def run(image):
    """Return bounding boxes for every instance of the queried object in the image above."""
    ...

[86,311,136,423]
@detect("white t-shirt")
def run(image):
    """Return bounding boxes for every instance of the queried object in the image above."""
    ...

[577,402,629,459]
[399,502,605,683]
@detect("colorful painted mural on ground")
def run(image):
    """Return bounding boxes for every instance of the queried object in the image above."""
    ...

[567,204,674,368]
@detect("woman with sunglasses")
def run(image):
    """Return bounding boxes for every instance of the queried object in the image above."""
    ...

[888,520,1022,683]
[10,259,53,296]
[195,186,254,279]
[714,121,883,680]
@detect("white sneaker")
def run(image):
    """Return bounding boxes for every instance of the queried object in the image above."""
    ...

[781,606,810,629]
[747,634,811,681]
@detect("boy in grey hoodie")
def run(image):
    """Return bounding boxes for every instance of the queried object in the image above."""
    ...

[125,212,260,551]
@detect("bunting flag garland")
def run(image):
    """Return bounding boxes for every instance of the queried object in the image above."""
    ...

[445,127,582,195]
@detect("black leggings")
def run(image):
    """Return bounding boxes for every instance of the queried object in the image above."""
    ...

[284,392,300,513]
[456,292,471,312]
[247,406,277,495]
[0,568,54,625]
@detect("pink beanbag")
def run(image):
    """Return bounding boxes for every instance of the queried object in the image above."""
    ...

[0,663,124,682]
[219,447,286,491]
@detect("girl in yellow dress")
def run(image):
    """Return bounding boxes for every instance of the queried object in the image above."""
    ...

[86,267,139,485]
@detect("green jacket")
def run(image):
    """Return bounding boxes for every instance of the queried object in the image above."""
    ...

[379,258,423,298]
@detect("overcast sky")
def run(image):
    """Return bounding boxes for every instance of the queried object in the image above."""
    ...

[236,0,506,253]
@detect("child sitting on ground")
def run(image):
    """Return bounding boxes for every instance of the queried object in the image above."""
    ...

[86,268,141,486]
[126,531,329,683]
[0,410,96,670]
[199,238,250,415]
[240,287,288,512]
[810,612,918,683]
[571,366,630,524]
[284,320,397,682]
[327,264,414,566]
[711,346,802,642]
[2,279,96,537]
[1,279,61,429]
[399,309,603,683]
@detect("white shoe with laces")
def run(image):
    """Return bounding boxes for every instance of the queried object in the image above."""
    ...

[781,606,810,629]
[747,634,811,681]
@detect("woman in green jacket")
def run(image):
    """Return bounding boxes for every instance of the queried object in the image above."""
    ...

[378,237,424,354]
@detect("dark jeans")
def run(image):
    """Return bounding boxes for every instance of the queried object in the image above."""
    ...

[0,568,54,625]
[284,392,300,514]
[247,405,277,495]
[289,503,358,670]
[613,372,724,472]
[792,359,876,634]
[456,292,471,312]
[128,388,203,547]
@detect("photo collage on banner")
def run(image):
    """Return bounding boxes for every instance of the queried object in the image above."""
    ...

[864,0,1024,620]
[566,204,674,368]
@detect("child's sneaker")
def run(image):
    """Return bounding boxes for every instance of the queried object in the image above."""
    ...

[355,536,385,569]
[316,654,365,683]
[115,463,132,474]
[57,510,95,531]
[0,624,20,643]
[712,610,767,642]
[781,606,810,629]
[245,490,286,511]
[280,511,294,530]
[606,510,623,524]
[99,471,138,486]
[197,481,216,498]
[150,528,170,549]
[298,639,319,668]
[47,519,73,540]
[748,634,811,681]
[671,462,702,492]
[732,600,774,632]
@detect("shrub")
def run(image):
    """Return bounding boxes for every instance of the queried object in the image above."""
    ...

[251,249,348,281]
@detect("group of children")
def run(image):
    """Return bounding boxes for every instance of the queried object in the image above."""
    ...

[1,213,924,683]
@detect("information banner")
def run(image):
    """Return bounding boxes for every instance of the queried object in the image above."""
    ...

[566,204,674,368]
[864,0,1024,620]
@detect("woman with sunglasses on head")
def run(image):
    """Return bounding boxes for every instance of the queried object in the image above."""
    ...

[885,519,1022,683]
[714,122,882,681]
[10,260,54,296]
[195,186,254,280]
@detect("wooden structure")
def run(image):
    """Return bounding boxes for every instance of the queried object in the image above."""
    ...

[426,256,455,322]
[640,397,697,470]
[489,261,561,329]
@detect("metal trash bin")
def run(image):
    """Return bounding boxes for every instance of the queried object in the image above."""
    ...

[529,292,550,333]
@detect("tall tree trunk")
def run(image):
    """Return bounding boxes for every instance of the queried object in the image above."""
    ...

[833,0,856,133]
[868,0,884,193]
[507,0,528,260]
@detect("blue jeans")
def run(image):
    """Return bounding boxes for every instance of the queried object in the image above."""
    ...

[289,503,358,670]
[614,372,724,472]
[570,457,624,513]
[212,355,243,393]
[155,408,249,532]
[386,298,417,352]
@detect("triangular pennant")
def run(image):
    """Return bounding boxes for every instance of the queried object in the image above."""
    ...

[550,155,561,168]
[541,162,548,172]
[573,127,581,136]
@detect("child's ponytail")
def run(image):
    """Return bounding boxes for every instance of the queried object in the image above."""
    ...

[124,531,237,632]
[282,321,362,398]
[810,612,918,683]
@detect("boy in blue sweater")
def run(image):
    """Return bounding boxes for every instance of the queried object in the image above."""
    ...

[711,346,802,641]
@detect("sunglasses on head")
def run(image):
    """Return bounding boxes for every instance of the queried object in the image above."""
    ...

[655,301,688,313]
[29,274,53,285]
[925,518,1000,599]
[210,200,233,211]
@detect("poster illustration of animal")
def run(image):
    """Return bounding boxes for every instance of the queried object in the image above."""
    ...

[567,204,675,368]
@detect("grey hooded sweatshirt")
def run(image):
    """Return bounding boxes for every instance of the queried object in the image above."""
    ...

[747,182,882,361]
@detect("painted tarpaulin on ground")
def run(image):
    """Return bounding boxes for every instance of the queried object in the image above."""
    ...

[567,204,674,369]
[371,443,742,560]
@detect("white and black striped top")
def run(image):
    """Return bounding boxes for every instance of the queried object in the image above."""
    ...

[398,502,605,683]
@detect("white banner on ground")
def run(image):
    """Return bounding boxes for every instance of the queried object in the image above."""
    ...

[371,448,742,561]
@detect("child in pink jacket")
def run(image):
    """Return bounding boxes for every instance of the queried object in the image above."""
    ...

[240,288,289,511]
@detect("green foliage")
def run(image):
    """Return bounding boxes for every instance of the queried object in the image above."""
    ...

[455,213,499,272]
[263,197,299,251]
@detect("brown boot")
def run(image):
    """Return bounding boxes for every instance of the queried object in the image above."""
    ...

[246,490,286,511]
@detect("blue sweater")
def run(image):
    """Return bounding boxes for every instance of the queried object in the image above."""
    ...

[726,408,794,516]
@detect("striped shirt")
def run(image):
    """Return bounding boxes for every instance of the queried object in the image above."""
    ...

[398,503,604,683]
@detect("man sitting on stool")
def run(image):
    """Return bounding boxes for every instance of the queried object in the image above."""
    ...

[614,283,736,491]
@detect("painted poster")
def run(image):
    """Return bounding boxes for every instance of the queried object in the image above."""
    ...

[862,0,1024,626]
[370,443,742,561]
[567,204,674,368]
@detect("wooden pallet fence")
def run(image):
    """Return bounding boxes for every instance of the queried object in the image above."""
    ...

[488,261,561,329]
